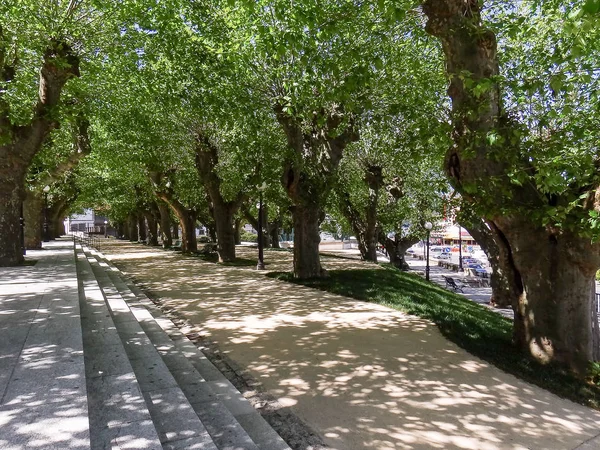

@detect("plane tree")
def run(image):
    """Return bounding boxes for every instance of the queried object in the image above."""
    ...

[422,0,600,372]
[224,0,416,278]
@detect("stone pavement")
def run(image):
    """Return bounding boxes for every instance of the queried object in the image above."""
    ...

[99,239,600,450]
[0,239,290,450]
[0,239,89,449]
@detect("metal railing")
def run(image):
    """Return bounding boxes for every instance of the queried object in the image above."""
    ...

[72,231,100,250]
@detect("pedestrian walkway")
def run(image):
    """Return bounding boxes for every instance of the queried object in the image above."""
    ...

[0,239,290,450]
[98,239,600,450]
[0,239,89,449]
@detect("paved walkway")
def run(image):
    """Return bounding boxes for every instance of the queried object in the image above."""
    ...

[0,239,89,449]
[99,239,600,450]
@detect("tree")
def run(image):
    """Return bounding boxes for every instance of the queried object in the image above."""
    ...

[422,0,600,372]
[0,30,79,264]
[229,0,414,278]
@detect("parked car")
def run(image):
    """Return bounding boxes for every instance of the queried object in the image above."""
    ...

[435,253,452,260]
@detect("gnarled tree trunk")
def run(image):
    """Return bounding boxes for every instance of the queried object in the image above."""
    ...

[127,214,138,242]
[462,218,515,309]
[157,201,172,248]
[423,0,600,372]
[292,205,323,278]
[379,231,418,270]
[276,106,358,278]
[269,219,281,249]
[24,190,43,249]
[162,200,196,252]
[234,217,242,245]
[194,132,244,263]
[149,172,197,252]
[137,214,147,242]
[144,210,159,246]
[337,165,383,262]
[0,39,79,265]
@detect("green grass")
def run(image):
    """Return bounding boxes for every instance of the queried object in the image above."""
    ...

[268,264,600,409]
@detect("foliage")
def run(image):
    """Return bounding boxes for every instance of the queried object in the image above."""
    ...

[240,230,258,243]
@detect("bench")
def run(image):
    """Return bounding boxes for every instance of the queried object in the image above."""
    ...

[442,275,465,293]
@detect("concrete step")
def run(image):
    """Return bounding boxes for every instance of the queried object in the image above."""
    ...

[82,247,218,450]
[84,246,291,450]
[75,245,163,450]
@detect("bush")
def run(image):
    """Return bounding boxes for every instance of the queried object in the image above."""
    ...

[240,231,258,242]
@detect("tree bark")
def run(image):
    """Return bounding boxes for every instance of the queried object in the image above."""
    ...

[127,214,138,242]
[269,219,281,249]
[194,132,244,263]
[423,0,600,372]
[172,223,179,239]
[276,106,359,278]
[234,217,242,245]
[338,163,383,263]
[155,195,196,252]
[212,203,237,262]
[144,211,159,246]
[462,218,515,309]
[379,231,419,270]
[207,224,216,242]
[292,205,325,278]
[157,201,172,248]
[24,190,43,249]
[0,39,79,265]
[137,214,147,242]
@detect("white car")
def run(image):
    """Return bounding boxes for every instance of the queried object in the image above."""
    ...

[435,253,452,260]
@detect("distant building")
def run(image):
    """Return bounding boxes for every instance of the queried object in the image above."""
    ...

[67,209,108,233]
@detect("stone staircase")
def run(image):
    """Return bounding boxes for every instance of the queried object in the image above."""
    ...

[76,243,290,450]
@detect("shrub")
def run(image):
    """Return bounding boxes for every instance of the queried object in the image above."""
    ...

[240,231,258,242]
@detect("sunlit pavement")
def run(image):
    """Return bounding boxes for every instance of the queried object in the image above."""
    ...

[0,239,90,449]
[96,240,600,449]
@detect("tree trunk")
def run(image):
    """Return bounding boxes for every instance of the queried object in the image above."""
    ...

[49,199,68,240]
[276,106,358,278]
[157,201,172,248]
[179,212,197,253]
[194,132,244,263]
[234,217,242,245]
[462,218,515,309]
[292,205,325,279]
[495,221,600,370]
[423,0,600,372]
[269,220,281,249]
[137,214,147,242]
[212,202,237,263]
[172,223,179,239]
[208,224,217,242]
[54,217,65,236]
[0,39,79,266]
[118,222,126,240]
[0,180,25,264]
[152,187,197,253]
[24,190,43,250]
[145,211,159,246]
[127,214,138,242]
[380,231,418,270]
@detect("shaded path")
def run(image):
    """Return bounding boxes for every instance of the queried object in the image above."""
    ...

[101,239,600,450]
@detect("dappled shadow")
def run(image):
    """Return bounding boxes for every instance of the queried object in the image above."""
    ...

[0,241,90,449]
[102,240,600,450]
